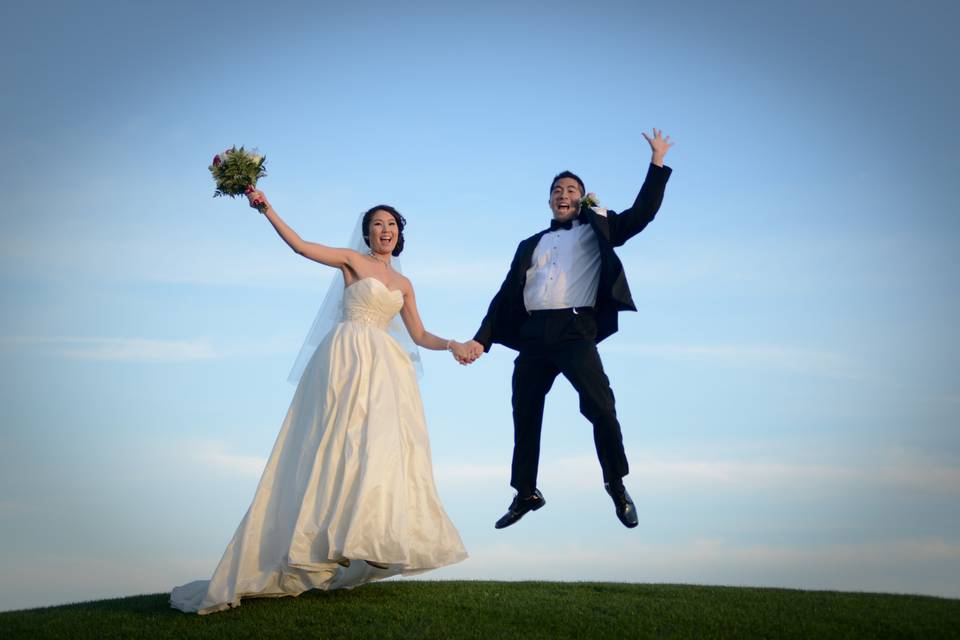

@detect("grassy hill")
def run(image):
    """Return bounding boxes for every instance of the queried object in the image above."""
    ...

[2,581,958,639]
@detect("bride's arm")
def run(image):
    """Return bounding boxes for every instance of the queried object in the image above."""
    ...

[398,279,463,353]
[247,189,357,268]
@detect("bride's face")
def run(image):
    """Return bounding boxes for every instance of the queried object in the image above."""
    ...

[368,210,399,255]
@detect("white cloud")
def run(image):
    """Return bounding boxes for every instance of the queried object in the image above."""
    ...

[173,434,960,498]
[435,462,509,485]
[155,437,269,477]
[0,501,23,514]
[0,335,293,362]
[602,342,861,379]
[932,393,960,407]
[0,227,329,290]
[4,438,957,612]
[4,537,958,613]
[143,250,325,289]
[427,537,960,598]
[190,443,268,477]
[402,258,508,288]
[0,551,211,612]
[435,449,960,495]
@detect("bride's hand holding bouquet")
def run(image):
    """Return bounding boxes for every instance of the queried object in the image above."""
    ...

[208,146,268,211]
[245,187,271,214]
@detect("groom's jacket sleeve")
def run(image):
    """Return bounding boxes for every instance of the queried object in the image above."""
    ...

[605,163,672,247]
[473,241,526,352]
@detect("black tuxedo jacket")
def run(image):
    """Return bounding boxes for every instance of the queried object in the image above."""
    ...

[473,163,672,352]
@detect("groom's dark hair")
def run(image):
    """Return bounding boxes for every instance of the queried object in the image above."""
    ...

[362,204,406,256]
[550,170,585,196]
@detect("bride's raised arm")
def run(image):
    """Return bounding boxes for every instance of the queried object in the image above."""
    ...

[247,188,359,269]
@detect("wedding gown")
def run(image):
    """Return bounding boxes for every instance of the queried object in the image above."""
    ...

[171,277,467,614]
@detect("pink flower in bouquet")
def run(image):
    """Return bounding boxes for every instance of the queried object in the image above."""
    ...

[212,148,233,166]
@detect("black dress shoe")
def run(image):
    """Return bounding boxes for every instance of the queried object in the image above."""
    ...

[494,489,546,529]
[605,483,638,528]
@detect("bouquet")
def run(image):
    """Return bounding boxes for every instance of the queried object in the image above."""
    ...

[209,146,267,211]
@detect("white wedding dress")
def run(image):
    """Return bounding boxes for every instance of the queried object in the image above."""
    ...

[171,277,467,614]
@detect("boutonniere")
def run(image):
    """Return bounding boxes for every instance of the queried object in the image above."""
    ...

[580,192,607,217]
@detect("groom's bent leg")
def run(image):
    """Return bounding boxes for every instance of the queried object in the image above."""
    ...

[556,340,629,484]
[511,350,560,497]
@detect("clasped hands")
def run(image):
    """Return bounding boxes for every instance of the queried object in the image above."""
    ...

[449,339,484,365]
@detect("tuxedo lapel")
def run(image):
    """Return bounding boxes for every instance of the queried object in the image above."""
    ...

[519,231,546,271]
[581,206,611,243]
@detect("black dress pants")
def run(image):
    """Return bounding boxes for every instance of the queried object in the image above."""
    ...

[510,308,629,497]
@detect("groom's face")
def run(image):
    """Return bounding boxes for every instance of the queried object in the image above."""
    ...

[549,177,583,222]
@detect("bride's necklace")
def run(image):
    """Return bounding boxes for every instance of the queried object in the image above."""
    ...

[368,250,391,268]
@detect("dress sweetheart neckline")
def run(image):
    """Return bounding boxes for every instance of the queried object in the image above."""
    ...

[345,276,403,296]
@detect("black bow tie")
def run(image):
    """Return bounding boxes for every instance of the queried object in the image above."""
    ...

[550,210,586,231]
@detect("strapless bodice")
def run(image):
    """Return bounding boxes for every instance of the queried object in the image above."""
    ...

[343,278,404,330]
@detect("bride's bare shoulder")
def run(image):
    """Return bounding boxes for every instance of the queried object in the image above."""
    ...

[393,272,414,295]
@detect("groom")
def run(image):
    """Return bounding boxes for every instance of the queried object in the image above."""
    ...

[461,129,673,529]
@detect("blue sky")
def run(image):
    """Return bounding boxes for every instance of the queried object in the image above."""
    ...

[1,0,958,611]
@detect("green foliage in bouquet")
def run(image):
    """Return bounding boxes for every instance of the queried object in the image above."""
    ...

[209,146,267,198]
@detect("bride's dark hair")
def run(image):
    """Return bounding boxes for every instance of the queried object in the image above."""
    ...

[361,205,406,256]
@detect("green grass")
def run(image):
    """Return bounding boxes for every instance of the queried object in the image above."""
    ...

[2,581,958,639]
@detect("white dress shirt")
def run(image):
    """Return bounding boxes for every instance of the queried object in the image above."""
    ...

[523,220,601,311]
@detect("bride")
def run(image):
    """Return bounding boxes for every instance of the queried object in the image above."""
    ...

[171,191,471,614]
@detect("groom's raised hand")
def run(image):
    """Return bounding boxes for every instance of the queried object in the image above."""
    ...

[641,128,673,167]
